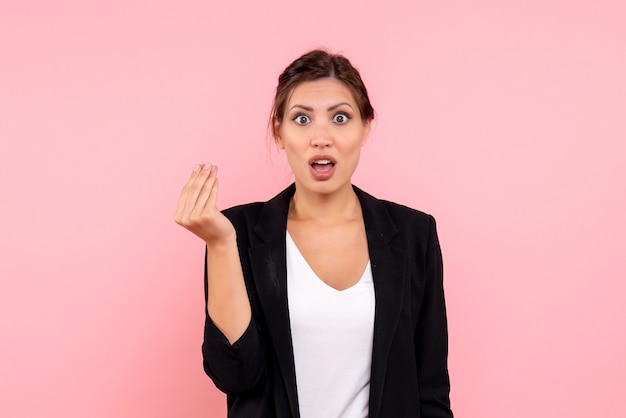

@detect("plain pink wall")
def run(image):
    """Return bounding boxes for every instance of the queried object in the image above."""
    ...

[1,0,625,417]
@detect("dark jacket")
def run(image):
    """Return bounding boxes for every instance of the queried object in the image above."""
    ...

[202,184,453,418]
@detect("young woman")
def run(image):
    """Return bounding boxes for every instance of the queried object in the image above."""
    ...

[175,50,453,418]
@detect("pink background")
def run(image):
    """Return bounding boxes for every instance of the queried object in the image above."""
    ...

[1,0,625,417]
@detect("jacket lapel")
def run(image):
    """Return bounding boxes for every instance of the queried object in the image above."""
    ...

[355,187,406,418]
[247,184,405,418]
[248,184,300,417]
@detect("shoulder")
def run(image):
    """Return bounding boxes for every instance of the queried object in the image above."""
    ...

[222,183,294,222]
[221,184,294,234]
[379,199,435,225]
[354,185,436,232]
[222,201,265,225]
[377,199,438,250]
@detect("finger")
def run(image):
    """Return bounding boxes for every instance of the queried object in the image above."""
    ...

[191,165,219,216]
[206,167,220,210]
[184,162,214,212]
[175,164,202,219]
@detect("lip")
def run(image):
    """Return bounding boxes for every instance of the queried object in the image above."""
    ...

[308,155,337,165]
[309,154,336,180]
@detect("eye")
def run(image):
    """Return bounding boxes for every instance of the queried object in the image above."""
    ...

[332,112,351,124]
[293,114,311,125]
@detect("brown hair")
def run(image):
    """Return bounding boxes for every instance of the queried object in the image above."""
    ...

[270,49,375,138]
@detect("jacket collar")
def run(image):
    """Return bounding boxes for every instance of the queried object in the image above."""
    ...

[252,183,399,245]
[248,183,405,418]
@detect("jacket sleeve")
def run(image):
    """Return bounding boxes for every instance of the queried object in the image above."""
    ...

[201,247,266,395]
[415,215,453,417]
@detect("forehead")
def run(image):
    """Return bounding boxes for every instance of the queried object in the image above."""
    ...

[287,78,357,108]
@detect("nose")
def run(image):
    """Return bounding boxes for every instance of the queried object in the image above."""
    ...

[310,123,332,148]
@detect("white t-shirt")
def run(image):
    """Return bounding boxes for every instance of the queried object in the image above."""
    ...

[286,233,375,418]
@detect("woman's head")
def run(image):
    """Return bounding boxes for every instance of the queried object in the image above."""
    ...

[271,49,375,139]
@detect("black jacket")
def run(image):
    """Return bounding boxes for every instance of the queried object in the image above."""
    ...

[202,184,453,417]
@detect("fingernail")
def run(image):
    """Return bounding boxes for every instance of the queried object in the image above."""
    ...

[203,162,212,171]
[193,164,200,172]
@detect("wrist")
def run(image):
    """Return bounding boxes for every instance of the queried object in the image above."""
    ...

[205,231,237,250]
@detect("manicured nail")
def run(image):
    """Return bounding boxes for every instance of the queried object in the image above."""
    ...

[203,163,212,171]
[193,164,200,172]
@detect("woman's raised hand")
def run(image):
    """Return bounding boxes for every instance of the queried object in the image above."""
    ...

[175,164,251,342]
[174,163,236,245]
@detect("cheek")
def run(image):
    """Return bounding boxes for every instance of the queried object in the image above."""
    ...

[281,129,307,150]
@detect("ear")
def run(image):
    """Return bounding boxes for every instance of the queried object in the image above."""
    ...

[274,118,285,149]
[360,120,372,146]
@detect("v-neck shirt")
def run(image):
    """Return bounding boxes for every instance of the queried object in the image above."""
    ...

[286,232,375,418]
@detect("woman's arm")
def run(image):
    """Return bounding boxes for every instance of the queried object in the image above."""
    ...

[174,163,251,344]
[415,215,453,418]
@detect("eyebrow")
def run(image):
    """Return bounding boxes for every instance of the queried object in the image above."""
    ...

[288,102,354,113]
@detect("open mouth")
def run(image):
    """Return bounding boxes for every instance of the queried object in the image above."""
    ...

[310,159,335,172]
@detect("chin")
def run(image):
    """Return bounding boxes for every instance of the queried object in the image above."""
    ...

[299,178,352,196]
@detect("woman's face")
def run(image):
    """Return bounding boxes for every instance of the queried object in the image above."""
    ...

[275,78,371,196]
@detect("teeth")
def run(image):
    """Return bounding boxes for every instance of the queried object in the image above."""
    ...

[314,160,331,164]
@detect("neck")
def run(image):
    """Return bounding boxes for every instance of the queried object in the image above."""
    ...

[289,183,361,223]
